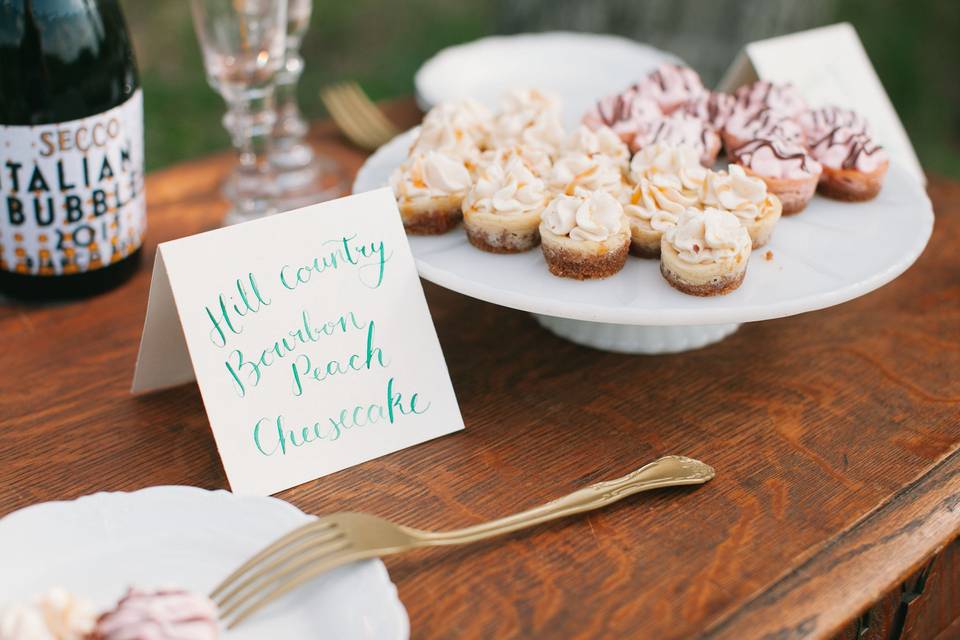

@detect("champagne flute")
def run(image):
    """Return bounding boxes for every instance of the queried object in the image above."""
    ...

[269,0,346,210]
[190,0,288,224]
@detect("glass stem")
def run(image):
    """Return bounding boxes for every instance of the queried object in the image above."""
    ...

[224,89,277,219]
[275,48,308,142]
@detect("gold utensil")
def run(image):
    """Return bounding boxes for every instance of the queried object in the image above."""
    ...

[320,81,401,151]
[212,455,714,628]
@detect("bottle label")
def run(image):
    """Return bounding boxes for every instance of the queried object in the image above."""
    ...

[0,90,146,276]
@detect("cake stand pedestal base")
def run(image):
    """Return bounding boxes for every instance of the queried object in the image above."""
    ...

[533,315,741,354]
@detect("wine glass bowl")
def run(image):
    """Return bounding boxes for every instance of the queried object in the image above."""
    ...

[190,0,288,223]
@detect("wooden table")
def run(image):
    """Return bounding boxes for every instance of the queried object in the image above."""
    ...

[2,99,958,640]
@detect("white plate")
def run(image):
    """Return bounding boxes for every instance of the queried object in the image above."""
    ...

[354,127,933,327]
[415,31,681,127]
[0,486,409,639]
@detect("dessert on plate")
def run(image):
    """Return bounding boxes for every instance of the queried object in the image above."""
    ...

[628,143,707,191]
[733,80,808,119]
[631,113,722,166]
[563,125,631,173]
[701,164,782,248]
[89,588,219,640]
[798,105,871,141]
[660,207,752,296]
[479,144,553,178]
[540,190,630,279]
[730,137,822,214]
[619,174,697,258]
[462,154,550,253]
[547,151,624,196]
[808,127,889,201]
[722,106,805,152]
[490,89,565,154]
[418,98,493,149]
[0,587,96,640]
[623,143,706,258]
[681,90,737,132]
[633,63,706,114]
[390,150,472,234]
[582,88,661,145]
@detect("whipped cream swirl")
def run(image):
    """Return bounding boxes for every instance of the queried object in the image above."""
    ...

[411,119,482,164]
[465,156,549,216]
[548,152,623,196]
[700,164,770,222]
[665,207,751,265]
[390,151,472,200]
[421,98,493,145]
[542,190,625,242]
[629,143,707,192]
[479,145,552,178]
[563,125,630,169]
[0,588,96,640]
[491,89,565,152]
[620,176,697,232]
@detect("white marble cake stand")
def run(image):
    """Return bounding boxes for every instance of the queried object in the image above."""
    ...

[353,128,933,354]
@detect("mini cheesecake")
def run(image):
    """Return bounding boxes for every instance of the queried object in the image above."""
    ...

[389,150,473,234]
[660,207,752,296]
[809,127,889,201]
[730,137,822,214]
[540,190,630,280]
[700,164,783,248]
[462,155,549,253]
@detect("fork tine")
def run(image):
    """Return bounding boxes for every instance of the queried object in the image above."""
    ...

[210,519,335,599]
[213,527,345,609]
[218,537,352,619]
[340,83,399,143]
[345,84,399,145]
[223,549,369,630]
[325,87,384,151]
[321,87,378,150]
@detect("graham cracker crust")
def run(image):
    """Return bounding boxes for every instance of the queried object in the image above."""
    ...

[402,208,463,235]
[660,261,746,296]
[465,225,540,253]
[542,241,629,280]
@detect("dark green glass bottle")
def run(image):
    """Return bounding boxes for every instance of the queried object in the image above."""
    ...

[0,0,145,300]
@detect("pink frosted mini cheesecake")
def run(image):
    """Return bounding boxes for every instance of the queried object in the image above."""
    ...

[730,137,822,214]
[631,113,722,166]
[809,127,889,201]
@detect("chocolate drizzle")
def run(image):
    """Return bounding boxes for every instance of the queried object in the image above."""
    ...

[732,137,816,173]
[812,126,884,169]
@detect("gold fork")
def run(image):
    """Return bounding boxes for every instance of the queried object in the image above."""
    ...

[211,455,714,628]
[320,81,401,151]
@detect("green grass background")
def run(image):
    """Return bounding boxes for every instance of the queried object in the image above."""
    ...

[123,1,959,178]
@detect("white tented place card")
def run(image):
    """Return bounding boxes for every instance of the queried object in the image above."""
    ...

[718,22,924,185]
[132,188,464,495]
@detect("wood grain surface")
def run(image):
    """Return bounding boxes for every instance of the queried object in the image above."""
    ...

[1,99,958,639]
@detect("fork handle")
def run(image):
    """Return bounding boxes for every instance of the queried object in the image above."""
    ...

[414,456,714,546]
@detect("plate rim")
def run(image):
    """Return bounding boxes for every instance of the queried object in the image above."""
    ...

[414,30,682,111]
[0,485,410,640]
[354,127,934,326]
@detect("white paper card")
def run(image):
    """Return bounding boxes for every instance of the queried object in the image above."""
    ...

[132,188,464,495]
[718,22,924,184]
